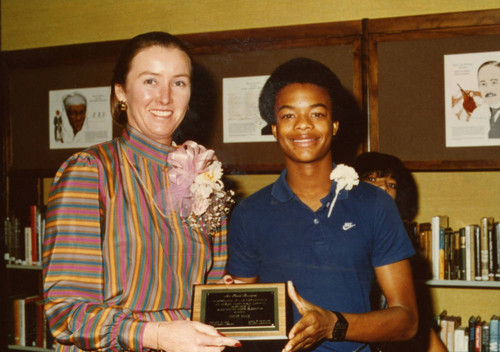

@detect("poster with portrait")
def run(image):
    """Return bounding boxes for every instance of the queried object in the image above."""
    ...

[444,51,500,147]
[222,75,275,143]
[49,86,113,149]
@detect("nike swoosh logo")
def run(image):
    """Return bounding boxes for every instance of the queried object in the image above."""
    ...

[343,223,356,231]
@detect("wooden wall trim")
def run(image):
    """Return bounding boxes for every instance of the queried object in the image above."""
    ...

[367,8,500,35]
[182,20,362,54]
[2,20,363,68]
[367,38,379,152]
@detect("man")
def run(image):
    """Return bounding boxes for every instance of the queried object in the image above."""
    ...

[62,92,88,143]
[476,60,500,138]
[227,58,418,352]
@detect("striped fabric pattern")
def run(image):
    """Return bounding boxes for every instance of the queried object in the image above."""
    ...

[43,127,228,351]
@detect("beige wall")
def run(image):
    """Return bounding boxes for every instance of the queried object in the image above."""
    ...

[6,0,500,327]
[2,0,500,51]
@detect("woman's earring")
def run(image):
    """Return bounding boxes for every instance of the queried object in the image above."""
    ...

[118,100,128,111]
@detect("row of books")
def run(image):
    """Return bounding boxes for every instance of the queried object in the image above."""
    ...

[9,294,54,349]
[415,216,499,281]
[437,311,500,352]
[3,205,45,266]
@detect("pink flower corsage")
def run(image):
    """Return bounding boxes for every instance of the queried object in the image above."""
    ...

[167,140,234,230]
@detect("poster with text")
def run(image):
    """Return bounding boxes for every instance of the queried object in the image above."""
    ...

[223,75,274,143]
[49,86,112,149]
[444,51,500,147]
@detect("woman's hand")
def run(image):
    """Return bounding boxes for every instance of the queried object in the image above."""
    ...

[144,320,241,352]
[283,281,336,352]
[217,274,253,284]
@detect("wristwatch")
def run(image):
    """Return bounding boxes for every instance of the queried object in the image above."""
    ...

[331,311,348,341]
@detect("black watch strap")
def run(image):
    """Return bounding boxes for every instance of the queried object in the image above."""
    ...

[331,311,348,341]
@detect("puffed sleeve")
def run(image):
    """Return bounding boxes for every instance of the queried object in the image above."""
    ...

[43,151,147,351]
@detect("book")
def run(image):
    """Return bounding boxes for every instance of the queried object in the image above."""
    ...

[442,315,461,351]
[454,326,467,352]
[27,295,45,347]
[475,319,483,352]
[448,228,455,280]
[496,222,500,281]
[24,227,32,265]
[36,208,45,264]
[490,315,499,352]
[459,228,466,280]
[34,299,45,348]
[418,222,431,261]
[4,217,12,262]
[438,310,448,345]
[485,217,497,282]
[432,216,449,280]
[465,225,475,281]
[487,218,498,282]
[12,217,22,263]
[29,205,38,264]
[11,294,44,347]
[481,217,492,281]
[482,323,489,352]
[469,316,480,352]
[12,298,24,345]
[454,230,462,280]
[474,225,483,281]
[449,317,461,351]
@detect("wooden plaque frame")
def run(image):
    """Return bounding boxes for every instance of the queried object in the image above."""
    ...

[192,283,288,340]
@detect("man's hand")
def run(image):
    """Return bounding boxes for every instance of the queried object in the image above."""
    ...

[283,281,336,352]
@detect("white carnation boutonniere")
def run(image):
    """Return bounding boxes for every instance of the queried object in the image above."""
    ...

[327,164,359,218]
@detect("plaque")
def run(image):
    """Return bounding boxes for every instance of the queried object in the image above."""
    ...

[192,283,289,340]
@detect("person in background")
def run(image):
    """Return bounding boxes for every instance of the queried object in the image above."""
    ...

[227,58,418,352]
[354,151,447,352]
[43,31,239,352]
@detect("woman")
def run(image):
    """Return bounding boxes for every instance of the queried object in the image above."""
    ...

[354,152,447,352]
[43,32,239,352]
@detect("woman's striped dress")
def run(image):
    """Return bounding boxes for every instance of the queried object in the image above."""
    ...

[43,127,228,351]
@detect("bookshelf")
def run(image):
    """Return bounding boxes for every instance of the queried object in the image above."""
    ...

[7,346,52,352]
[5,264,51,351]
[7,264,43,271]
[426,280,500,289]
[2,173,54,351]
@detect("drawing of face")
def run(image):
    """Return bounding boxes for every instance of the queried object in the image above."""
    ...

[478,63,500,106]
[67,104,87,135]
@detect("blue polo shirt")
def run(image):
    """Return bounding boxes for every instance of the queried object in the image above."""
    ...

[227,168,415,352]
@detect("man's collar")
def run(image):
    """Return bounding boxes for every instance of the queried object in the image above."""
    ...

[271,164,349,204]
[271,169,294,202]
